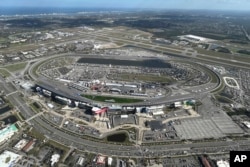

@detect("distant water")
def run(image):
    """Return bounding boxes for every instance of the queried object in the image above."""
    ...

[0,7,126,16]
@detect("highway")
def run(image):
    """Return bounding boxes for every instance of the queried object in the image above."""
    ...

[1,75,250,157]
[2,27,250,157]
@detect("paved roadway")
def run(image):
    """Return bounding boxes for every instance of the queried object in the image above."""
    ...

[28,53,221,107]
[1,75,250,157]
[77,29,250,69]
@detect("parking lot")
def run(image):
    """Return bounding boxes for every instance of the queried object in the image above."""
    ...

[162,156,201,167]
[174,110,243,140]
[70,109,92,122]
[143,124,179,142]
[43,112,63,126]
[174,118,225,140]
[63,119,101,137]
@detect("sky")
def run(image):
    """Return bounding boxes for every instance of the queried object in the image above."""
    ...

[0,0,250,11]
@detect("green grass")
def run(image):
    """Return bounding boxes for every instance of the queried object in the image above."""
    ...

[4,62,27,72]
[196,54,250,69]
[30,102,42,113]
[14,112,24,121]
[82,94,143,103]
[0,37,8,44]
[197,48,250,63]
[0,69,11,77]
[47,139,69,151]
[31,61,46,78]
[215,95,233,104]
[27,128,46,140]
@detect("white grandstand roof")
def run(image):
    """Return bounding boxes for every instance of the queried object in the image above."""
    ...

[243,121,250,128]
[92,107,101,112]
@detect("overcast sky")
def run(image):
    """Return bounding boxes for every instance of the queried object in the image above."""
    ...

[0,0,250,10]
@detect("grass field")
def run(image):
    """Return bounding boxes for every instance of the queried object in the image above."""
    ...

[197,48,250,63]
[0,69,11,77]
[4,62,27,72]
[215,95,233,104]
[82,94,143,103]
[0,37,8,44]
[29,102,42,113]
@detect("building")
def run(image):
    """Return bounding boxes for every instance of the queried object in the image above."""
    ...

[47,103,54,109]
[42,89,52,97]
[0,150,21,167]
[178,34,215,43]
[22,139,35,152]
[14,139,28,150]
[216,160,229,167]
[0,124,18,145]
[121,115,128,119]
[50,154,60,167]
[54,96,70,105]
[174,102,182,108]
[243,121,250,128]
[151,110,164,116]
[20,82,34,90]
[108,157,113,166]
[76,157,85,166]
[96,155,106,165]
[147,105,165,115]
[92,107,108,115]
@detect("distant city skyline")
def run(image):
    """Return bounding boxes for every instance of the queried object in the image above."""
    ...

[0,0,250,11]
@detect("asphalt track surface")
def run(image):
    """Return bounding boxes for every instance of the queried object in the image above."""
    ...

[3,35,250,156]
[1,68,249,157]
[30,53,221,107]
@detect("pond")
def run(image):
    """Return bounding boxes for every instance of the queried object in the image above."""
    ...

[1,115,18,125]
[107,133,127,143]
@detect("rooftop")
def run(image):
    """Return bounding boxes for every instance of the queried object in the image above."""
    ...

[0,124,18,144]
[0,150,21,167]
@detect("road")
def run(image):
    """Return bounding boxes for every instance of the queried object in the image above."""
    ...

[1,75,250,157]
[27,52,221,107]
[1,27,250,157]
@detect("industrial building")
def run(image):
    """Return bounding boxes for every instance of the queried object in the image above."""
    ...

[0,124,18,145]
[22,139,35,152]
[108,157,113,166]
[96,155,106,165]
[92,107,108,115]
[14,139,28,150]
[0,151,21,167]
[243,121,250,128]
[50,154,60,167]
[216,160,229,167]
[76,157,85,166]
[178,34,215,43]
